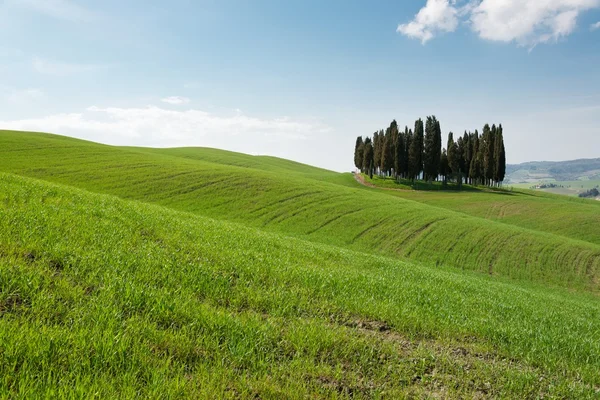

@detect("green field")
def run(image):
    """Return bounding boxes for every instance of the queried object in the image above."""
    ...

[358,173,600,246]
[1,130,600,398]
[511,180,600,197]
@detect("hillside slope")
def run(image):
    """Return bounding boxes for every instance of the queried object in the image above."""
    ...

[1,173,600,398]
[0,131,599,292]
[356,175,600,245]
[129,146,354,187]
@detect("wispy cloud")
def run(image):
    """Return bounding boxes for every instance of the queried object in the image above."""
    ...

[32,57,112,76]
[161,96,191,105]
[0,105,331,148]
[6,0,96,22]
[397,0,459,44]
[398,0,600,47]
[592,21,600,30]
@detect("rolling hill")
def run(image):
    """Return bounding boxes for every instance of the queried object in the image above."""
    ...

[1,131,599,292]
[1,130,600,398]
[1,173,600,398]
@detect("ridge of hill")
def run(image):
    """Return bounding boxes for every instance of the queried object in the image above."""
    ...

[1,131,599,293]
[1,173,599,398]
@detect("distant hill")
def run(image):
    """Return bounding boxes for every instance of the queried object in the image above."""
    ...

[506,158,600,184]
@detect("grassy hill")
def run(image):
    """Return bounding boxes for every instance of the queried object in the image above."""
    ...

[359,173,600,245]
[1,173,600,398]
[1,131,600,293]
[2,130,600,397]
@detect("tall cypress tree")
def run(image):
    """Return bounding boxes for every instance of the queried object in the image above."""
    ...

[495,124,506,184]
[463,131,472,184]
[423,116,436,181]
[376,129,384,174]
[386,127,395,176]
[469,130,480,185]
[408,119,424,182]
[402,127,411,179]
[394,125,405,180]
[456,136,465,187]
[481,124,493,186]
[389,120,400,178]
[354,136,364,172]
[373,131,381,175]
[362,137,374,178]
[447,132,459,181]
[423,116,441,182]
[434,118,442,180]
[489,125,497,186]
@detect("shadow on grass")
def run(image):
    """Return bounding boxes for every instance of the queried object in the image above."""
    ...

[365,175,517,195]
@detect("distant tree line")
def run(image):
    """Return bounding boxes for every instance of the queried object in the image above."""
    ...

[533,183,562,189]
[579,188,599,198]
[354,117,506,188]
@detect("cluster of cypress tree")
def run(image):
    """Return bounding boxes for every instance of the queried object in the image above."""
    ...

[354,117,506,187]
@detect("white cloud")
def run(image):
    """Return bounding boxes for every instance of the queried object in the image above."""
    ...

[0,105,331,149]
[32,57,112,76]
[592,21,600,30]
[470,0,600,47]
[161,96,191,105]
[398,0,600,47]
[6,88,45,104]
[5,0,96,22]
[397,0,459,44]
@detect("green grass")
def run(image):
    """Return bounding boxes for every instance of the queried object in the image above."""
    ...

[511,180,600,197]
[1,131,599,294]
[2,173,600,398]
[361,174,479,191]
[358,173,600,246]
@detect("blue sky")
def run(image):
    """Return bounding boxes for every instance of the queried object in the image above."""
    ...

[1,0,600,171]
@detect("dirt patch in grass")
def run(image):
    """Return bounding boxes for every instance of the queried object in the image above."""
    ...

[0,293,29,314]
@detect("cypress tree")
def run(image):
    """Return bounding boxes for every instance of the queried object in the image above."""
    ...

[434,118,442,180]
[489,124,497,186]
[423,116,436,181]
[394,125,405,181]
[362,137,374,178]
[481,124,492,186]
[469,130,480,185]
[402,127,411,179]
[354,136,364,172]
[373,131,381,175]
[495,124,506,184]
[447,132,458,181]
[463,131,472,184]
[457,137,466,188]
[408,119,424,182]
[389,120,400,178]
[423,116,441,182]
[376,129,384,174]
[382,127,394,176]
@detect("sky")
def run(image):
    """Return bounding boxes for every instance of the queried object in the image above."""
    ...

[1,0,600,172]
